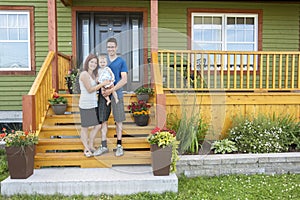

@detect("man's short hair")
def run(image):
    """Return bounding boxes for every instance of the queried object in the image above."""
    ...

[107,37,117,46]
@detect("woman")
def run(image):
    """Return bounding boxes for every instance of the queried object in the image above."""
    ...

[79,54,110,157]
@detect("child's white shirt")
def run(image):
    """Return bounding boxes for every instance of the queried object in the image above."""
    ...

[98,66,115,88]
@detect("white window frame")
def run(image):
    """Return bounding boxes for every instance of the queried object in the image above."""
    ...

[191,13,258,70]
[0,10,31,71]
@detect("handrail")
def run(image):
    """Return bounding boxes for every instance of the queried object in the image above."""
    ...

[151,52,166,129]
[158,50,300,91]
[22,51,73,134]
[23,51,55,133]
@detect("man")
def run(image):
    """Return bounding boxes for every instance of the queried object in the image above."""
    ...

[94,37,128,157]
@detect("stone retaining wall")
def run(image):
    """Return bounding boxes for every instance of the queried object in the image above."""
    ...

[176,152,300,177]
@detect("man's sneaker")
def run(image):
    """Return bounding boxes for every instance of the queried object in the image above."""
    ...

[115,144,124,157]
[93,146,109,156]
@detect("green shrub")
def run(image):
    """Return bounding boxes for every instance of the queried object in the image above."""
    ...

[211,139,238,154]
[228,113,300,153]
[0,149,8,181]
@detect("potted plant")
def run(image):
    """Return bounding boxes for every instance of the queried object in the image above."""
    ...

[0,128,38,179]
[48,92,68,115]
[147,127,179,176]
[65,68,80,94]
[134,86,154,102]
[127,100,151,126]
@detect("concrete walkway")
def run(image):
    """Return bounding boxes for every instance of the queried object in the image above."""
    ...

[1,166,178,196]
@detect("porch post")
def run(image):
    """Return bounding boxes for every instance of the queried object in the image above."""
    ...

[48,0,58,91]
[22,95,36,132]
[150,0,158,51]
[150,0,166,129]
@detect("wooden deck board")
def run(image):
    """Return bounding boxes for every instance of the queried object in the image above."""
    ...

[35,93,154,168]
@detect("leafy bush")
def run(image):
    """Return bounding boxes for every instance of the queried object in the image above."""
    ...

[228,113,300,153]
[0,149,8,181]
[211,139,238,154]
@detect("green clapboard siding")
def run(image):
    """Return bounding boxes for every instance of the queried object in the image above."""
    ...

[158,1,300,51]
[0,0,299,112]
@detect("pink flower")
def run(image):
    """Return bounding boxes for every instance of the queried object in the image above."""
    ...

[151,127,161,134]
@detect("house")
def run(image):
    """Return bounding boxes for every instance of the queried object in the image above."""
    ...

[0,0,299,167]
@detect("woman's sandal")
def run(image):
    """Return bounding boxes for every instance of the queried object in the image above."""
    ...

[84,150,93,158]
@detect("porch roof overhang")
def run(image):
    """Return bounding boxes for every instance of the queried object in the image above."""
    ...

[61,0,72,7]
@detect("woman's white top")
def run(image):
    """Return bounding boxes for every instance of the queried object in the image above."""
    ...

[79,74,97,109]
[98,66,114,88]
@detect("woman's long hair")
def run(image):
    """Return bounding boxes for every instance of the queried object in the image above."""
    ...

[83,54,98,77]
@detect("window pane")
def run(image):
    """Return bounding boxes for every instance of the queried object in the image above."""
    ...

[245,30,254,42]
[203,16,212,24]
[193,13,257,53]
[8,15,17,27]
[18,14,28,27]
[246,17,254,25]
[193,29,201,41]
[82,19,89,62]
[201,43,221,50]
[227,30,235,42]
[0,42,29,69]
[203,29,212,41]
[227,17,235,25]
[236,30,244,42]
[132,19,139,82]
[19,28,28,40]
[194,16,202,24]
[212,29,221,41]
[213,17,222,25]
[0,14,7,27]
[227,44,254,51]
[0,10,30,71]
[237,17,244,24]
[0,28,7,40]
[9,28,18,40]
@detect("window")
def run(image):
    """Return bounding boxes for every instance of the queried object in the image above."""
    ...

[191,13,258,70]
[0,7,34,74]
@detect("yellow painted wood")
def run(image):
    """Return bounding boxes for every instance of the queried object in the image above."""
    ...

[157,50,300,91]
[34,151,151,169]
[35,93,155,168]
[165,92,300,138]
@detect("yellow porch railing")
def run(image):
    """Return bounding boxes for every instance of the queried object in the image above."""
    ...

[58,52,73,91]
[158,50,300,91]
[22,51,72,133]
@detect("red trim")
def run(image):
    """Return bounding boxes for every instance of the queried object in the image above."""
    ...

[0,6,35,76]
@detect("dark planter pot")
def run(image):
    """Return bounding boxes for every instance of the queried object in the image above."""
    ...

[150,144,172,176]
[5,145,35,179]
[52,104,67,115]
[67,80,73,94]
[134,115,149,126]
[136,94,150,102]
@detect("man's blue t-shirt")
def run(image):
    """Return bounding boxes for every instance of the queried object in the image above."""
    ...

[107,57,128,98]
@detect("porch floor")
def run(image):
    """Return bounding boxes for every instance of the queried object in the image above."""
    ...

[1,166,178,196]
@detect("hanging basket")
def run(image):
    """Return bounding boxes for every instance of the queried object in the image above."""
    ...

[134,115,149,126]
[5,145,35,179]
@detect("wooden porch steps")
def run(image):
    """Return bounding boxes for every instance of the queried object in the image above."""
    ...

[34,94,155,169]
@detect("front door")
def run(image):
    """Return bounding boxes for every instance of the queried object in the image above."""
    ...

[77,12,144,92]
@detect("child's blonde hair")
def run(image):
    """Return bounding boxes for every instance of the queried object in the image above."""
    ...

[98,55,107,62]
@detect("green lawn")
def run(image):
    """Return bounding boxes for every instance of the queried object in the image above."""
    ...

[1,173,299,200]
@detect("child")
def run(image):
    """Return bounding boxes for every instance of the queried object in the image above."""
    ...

[98,55,119,105]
